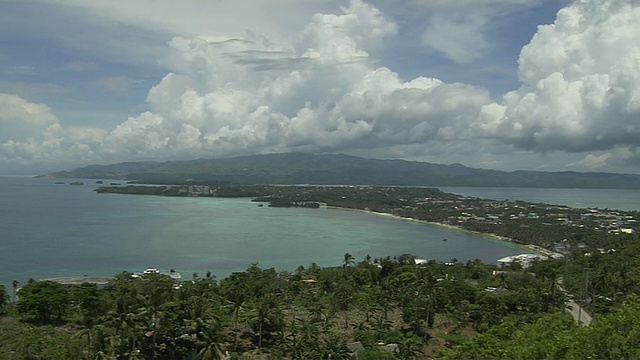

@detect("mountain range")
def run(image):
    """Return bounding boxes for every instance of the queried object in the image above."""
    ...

[43,152,640,189]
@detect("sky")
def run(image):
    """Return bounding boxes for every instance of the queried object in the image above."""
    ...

[1,0,640,175]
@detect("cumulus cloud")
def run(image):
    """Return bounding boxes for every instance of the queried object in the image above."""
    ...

[92,0,487,162]
[568,147,640,170]
[0,93,58,142]
[0,93,107,167]
[568,152,613,170]
[476,0,640,166]
[2,0,640,173]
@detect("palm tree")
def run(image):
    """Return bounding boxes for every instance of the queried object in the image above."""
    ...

[331,279,353,329]
[398,337,424,360]
[183,297,209,353]
[72,324,110,359]
[136,293,168,360]
[197,319,225,360]
[343,253,355,268]
[249,294,283,348]
[106,298,139,359]
[379,280,396,321]
[319,332,351,359]
[302,285,326,323]
[285,320,320,359]
[222,278,247,351]
[356,286,380,323]
[12,280,18,302]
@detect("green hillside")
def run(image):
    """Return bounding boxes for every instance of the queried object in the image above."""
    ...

[44,152,640,189]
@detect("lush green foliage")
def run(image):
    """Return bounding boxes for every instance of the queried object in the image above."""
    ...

[16,280,69,323]
[439,296,640,359]
[0,284,8,314]
[1,255,579,359]
[49,152,640,188]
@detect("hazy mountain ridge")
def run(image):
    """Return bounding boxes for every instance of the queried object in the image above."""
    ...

[44,153,640,189]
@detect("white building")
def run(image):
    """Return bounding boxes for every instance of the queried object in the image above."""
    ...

[497,253,545,268]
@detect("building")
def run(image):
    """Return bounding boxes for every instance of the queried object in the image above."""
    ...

[497,253,545,268]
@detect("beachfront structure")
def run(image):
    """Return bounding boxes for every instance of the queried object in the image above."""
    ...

[497,254,545,268]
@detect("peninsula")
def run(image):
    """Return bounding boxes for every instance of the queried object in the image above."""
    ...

[96,184,638,259]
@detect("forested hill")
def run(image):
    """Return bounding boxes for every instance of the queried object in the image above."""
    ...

[43,152,640,189]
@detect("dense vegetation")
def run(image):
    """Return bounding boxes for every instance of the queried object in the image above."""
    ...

[4,250,640,359]
[0,256,564,359]
[45,152,640,188]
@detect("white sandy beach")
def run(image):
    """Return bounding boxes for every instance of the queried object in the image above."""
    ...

[330,206,542,255]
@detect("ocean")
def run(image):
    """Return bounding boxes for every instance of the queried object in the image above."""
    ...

[2,176,636,287]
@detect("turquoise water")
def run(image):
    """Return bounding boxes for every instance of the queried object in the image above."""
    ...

[0,177,527,286]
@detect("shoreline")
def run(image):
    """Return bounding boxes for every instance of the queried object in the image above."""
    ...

[328,206,545,256]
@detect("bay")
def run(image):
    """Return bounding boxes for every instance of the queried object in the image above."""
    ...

[438,187,640,212]
[0,177,527,287]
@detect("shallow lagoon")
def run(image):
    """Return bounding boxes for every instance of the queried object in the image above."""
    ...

[1,177,525,286]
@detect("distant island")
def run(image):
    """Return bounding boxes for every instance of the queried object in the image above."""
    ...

[42,152,640,189]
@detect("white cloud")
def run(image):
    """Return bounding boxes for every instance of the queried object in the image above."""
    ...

[407,0,540,6]
[0,94,107,168]
[476,0,640,164]
[43,0,334,67]
[422,14,489,64]
[2,0,640,174]
[568,152,613,170]
[89,0,486,162]
[567,147,640,170]
[0,93,58,142]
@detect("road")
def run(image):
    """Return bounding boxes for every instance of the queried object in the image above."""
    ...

[566,299,592,326]
[557,278,592,326]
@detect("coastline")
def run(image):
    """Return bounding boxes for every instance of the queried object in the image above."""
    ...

[328,206,545,256]
[92,181,561,258]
